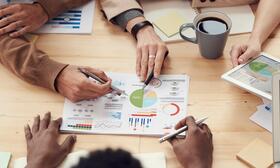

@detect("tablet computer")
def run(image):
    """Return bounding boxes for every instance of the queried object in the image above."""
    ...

[222,52,280,100]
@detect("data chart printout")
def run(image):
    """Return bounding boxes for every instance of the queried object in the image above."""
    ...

[61,73,189,136]
[0,0,95,34]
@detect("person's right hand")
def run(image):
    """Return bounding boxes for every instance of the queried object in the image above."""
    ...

[230,40,261,67]
[56,65,112,102]
[25,112,76,168]
[169,116,213,168]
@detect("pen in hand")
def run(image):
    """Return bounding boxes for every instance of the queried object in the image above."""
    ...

[78,68,127,96]
[158,117,208,143]
[142,51,169,89]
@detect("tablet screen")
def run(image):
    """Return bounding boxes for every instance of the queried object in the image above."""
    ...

[228,55,280,95]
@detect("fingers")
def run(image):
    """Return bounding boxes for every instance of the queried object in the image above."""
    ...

[10,26,29,37]
[140,45,149,81]
[167,137,180,146]
[136,47,141,77]
[83,67,110,81]
[200,123,212,139]
[0,20,23,35]
[39,112,51,131]
[147,45,157,74]
[175,116,196,130]
[185,116,197,129]
[85,79,112,95]
[154,45,168,78]
[60,135,77,154]
[31,115,40,134]
[49,118,62,132]
[237,49,256,64]
[24,124,32,143]
[0,5,15,18]
[230,45,242,67]
[0,13,19,28]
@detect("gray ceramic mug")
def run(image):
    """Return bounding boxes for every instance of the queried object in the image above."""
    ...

[179,11,232,59]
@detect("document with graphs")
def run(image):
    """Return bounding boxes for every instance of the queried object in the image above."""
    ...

[61,73,189,136]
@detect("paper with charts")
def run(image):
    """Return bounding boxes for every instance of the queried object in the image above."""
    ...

[0,0,95,34]
[61,73,189,136]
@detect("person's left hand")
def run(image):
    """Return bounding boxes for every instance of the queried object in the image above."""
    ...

[136,26,168,81]
[0,3,48,37]
[25,112,76,168]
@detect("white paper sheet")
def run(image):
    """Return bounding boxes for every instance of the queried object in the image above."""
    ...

[250,104,272,132]
[14,151,166,168]
[61,73,189,136]
[0,0,95,34]
[0,152,11,168]
[37,1,95,34]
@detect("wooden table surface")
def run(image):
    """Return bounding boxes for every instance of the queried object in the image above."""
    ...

[0,2,279,168]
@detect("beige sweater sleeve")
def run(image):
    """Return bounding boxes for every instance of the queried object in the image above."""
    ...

[100,0,143,20]
[0,35,67,91]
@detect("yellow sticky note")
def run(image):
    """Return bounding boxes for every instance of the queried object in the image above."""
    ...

[236,139,273,168]
[153,11,185,37]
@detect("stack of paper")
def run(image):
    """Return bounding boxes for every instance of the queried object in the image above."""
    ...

[250,99,272,132]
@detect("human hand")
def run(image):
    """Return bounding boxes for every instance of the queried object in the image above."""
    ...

[169,116,213,168]
[136,26,168,81]
[0,3,48,37]
[56,65,112,102]
[25,112,76,168]
[230,40,261,67]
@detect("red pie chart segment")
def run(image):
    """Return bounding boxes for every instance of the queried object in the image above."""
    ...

[162,103,180,116]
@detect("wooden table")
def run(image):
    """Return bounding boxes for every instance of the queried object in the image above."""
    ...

[0,2,279,168]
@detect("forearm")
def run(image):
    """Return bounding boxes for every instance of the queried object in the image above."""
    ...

[249,0,280,44]
[0,35,67,91]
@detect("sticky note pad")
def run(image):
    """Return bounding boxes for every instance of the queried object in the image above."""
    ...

[0,152,11,168]
[236,139,273,168]
[153,11,185,37]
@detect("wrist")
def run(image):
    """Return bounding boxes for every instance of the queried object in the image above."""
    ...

[126,16,146,33]
[248,32,263,46]
[136,25,154,40]
[34,3,49,22]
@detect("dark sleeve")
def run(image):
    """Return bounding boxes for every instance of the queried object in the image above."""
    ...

[111,9,144,30]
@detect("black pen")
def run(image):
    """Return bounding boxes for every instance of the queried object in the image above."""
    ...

[78,68,128,96]
[142,67,154,89]
[142,51,169,89]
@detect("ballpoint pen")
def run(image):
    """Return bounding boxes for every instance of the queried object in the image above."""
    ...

[142,51,169,90]
[78,68,128,96]
[158,117,208,143]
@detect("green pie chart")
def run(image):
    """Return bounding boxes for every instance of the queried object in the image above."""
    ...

[130,89,157,108]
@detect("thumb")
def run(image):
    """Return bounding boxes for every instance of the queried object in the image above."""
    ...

[60,135,77,154]
[238,49,255,64]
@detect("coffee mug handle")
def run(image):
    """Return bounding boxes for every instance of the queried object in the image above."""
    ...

[179,23,197,44]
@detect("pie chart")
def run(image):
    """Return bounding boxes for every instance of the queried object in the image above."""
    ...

[130,89,157,108]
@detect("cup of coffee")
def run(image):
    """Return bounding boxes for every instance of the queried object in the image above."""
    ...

[179,11,232,59]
